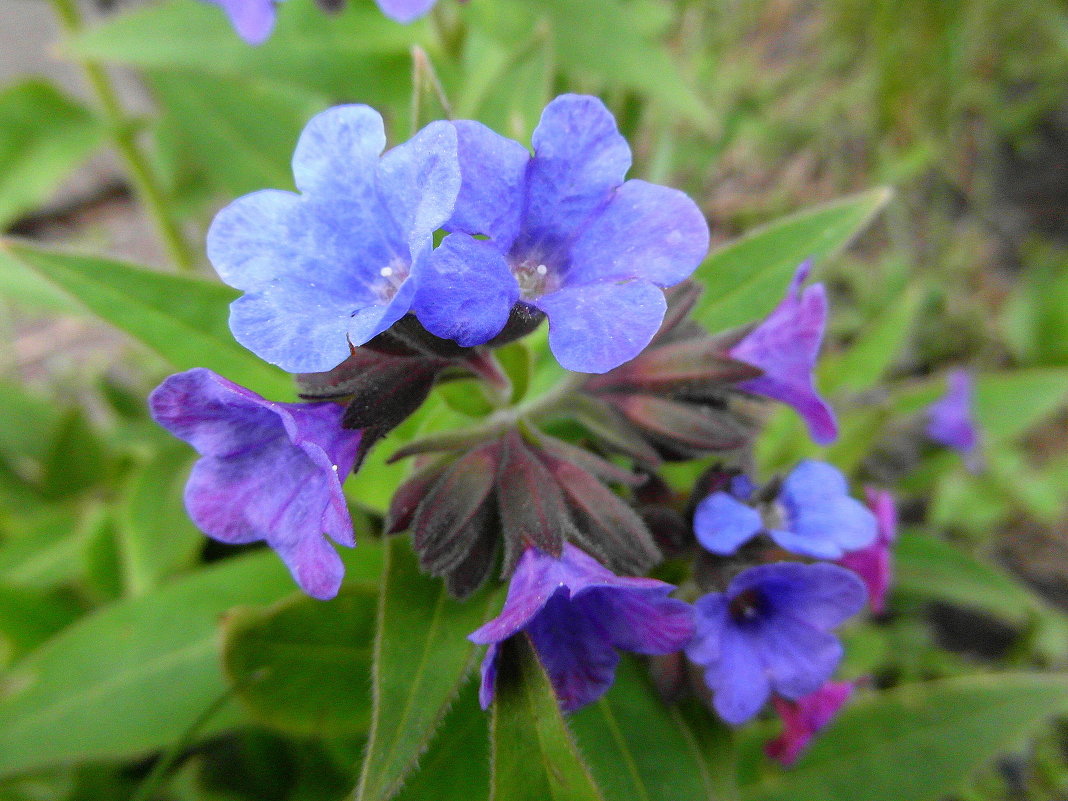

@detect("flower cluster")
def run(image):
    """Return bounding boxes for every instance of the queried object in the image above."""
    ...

[151,95,907,764]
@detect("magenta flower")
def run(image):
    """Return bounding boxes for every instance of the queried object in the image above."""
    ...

[149,368,361,600]
[765,680,859,766]
[686,562,865,724]
[836,488,897,614]
[730,262,836,444]
[925,369,981,471]
[470,543,694,712]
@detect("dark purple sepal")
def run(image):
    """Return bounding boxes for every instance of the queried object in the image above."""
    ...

[496,432,577,574]
[534,432,645,487]
[569,395,664,467]
[383,456,453,535]
[606,394,753,454]
[651,280,705,346]
[586,337,762,394]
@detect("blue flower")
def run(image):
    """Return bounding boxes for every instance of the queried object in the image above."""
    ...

[149,368,361,600]
[470,543,694,712]
[207,105,461,374]
[925,369,981,471]
[729,262,837,444]
[686,562,866,725]
[694,460,877,559]
[376,0,438,22]
[414,94,710,373]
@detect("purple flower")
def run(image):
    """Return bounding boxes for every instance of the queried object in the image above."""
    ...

[730,262,837,444]
[149,368,361,600]
[925,369,981,470]
[209,0,280,44]
[836,488,897,614]
[694,460,877,559]
[376,0,437,22]
[686,562,866,725]
[470,543,694,712]
[765,680,858,766]
[207,105,460,374]
[414,94,710,373]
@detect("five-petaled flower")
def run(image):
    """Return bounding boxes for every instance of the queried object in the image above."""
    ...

[765,679,859,766]
[694,460,877,560]
[414,94,711,373]
[149,368,361,600]
[470,543,694,712]
[686,562,866,725]
[729,261,837,444]
[207,105,460,374]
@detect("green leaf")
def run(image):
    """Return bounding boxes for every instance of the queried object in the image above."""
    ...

[0,551,294,777]
[570,656,713,801]
[222,584,377,736]
[0,379,61,475]
[489,635,605,801]
[0,584,81,668]
[0,81,103,229]
[68,0,414,106]
[0,241,291,399]
[820,281,922,394]
[39,407,109,500]
[740,673,1068,801]
[894,532,1056,625]
[356,538,497,801]
[974,369,1068,445]
[392,679,489,801]
[0,503,96,589]
[149,70,327,197]
[114,444,203,595]
[693,188,892,333]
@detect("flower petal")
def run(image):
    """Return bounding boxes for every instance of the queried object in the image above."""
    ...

[527,590,621,712]
[694,492,763,555]
[735,562,867,631]
[534,279,666,373]
[522,94,632,251]
[291,105,386,197]
[926,369,981,466]
[478,642,501,710]
[577,588,694,654]
[447,120,530,249]
[731,264,837,444]
[375,0,436,22]
[414,233,519,346]
[779,461,877,557]
[566,179,709,287]
[756,614,843,700]
[273,523,347,600]
[706,623,771,725]
[215,0,277,45]
[377,120,461,247]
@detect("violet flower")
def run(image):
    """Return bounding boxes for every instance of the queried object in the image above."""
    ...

[414,94,710,373]
[925,369,981,471]
[470,543,694,712]
[836,488,897,614]
[149,368,361,600]
[765,680,859,766]
[730,262,837,444]
[207,105,460,374]
[211,0,437,45]
[694,460,877,560]
[686,562,866,725]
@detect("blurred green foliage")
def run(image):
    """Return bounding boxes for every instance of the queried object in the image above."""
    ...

[0,0,1066,799]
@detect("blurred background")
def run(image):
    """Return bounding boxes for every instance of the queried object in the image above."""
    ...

[1,0,1067,798]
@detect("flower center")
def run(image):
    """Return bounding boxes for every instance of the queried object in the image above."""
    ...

[728,587,765,622]
[512,258,556,300]
[374,260,410,302]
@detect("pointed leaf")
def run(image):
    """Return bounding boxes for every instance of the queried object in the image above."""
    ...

[490,635,605,801]
[693,189,892,333]
[356,538,499,801]
[0,241,291,398]
[742,674,1068,801]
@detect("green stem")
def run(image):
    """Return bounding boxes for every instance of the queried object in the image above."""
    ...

[48,0,197,272]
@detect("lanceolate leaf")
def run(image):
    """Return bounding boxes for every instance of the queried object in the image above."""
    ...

[740,673,1068,801]
[0,551,295,777]
[0,241,291,398]
[569,656,713,801]
[693,188,892,333]
[355,538,498,801]
[490,635,605,801]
